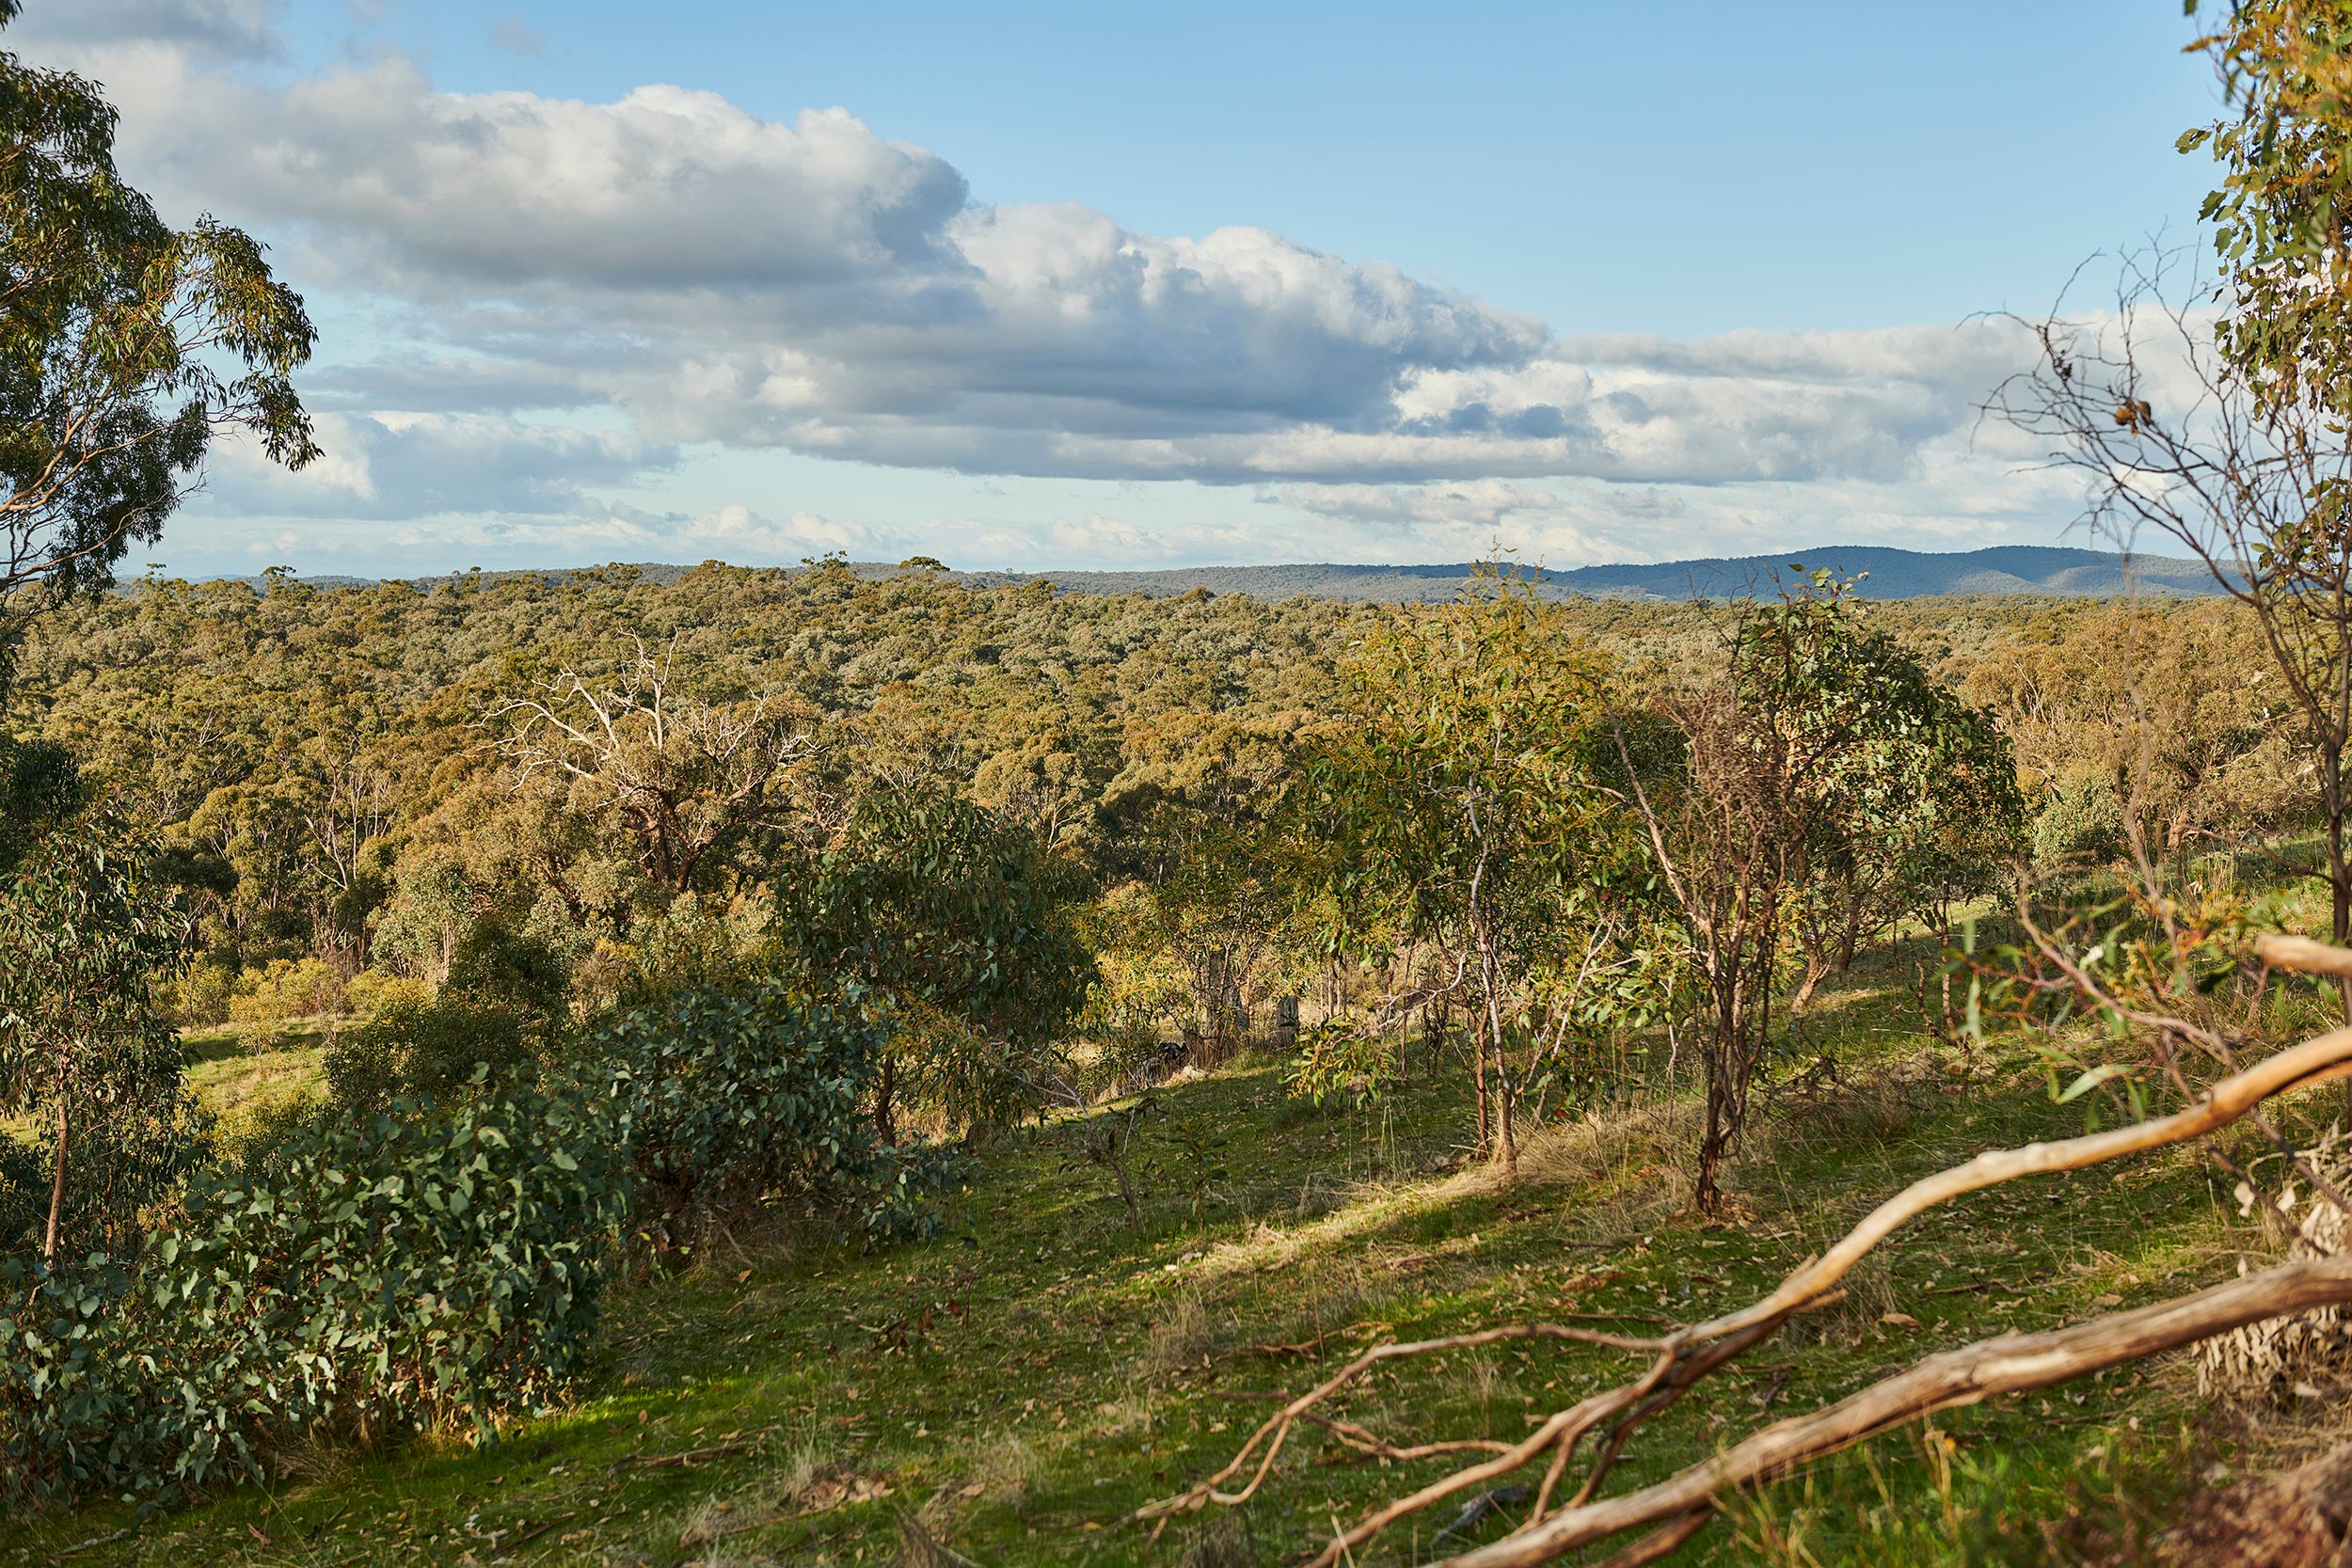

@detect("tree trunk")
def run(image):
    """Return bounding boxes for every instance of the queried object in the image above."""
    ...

[42,1100,68,1267]
[1471,1013,1490,1161]
[2326,742,2351,1123]
[874,1050,899,1146]
[1694,1065,1729,1217]
[1492,1029,1518,1183]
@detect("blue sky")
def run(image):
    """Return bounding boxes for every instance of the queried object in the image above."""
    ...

[15,1,2224,578]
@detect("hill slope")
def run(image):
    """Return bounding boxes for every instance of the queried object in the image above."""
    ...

[223,545,2224,603]
[955,545,2226,602]
[2,958,2244,1568]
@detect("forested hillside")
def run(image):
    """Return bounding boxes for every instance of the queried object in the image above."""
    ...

[0,564,2288,1037]
[209,543,2231,605]
[0,562,2330,1568]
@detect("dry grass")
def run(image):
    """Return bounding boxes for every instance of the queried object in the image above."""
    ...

[1143,1290,1216,1373]
[672,1431,832,1554]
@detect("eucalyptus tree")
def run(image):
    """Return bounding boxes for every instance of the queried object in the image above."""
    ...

[785,782,1095,1144]
[0,1,313,1262]
[1994,2,2352,1003]
[1623,571,1996,1213]
[0,1,316,647]
[1788,621,2026,1005]
[1096,712,1302,1061]
[482,639,820,896]
[1303,571,1645,1181]
[0,806,199,1262]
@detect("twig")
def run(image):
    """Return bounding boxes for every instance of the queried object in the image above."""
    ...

[609,1424,776,1472]
[495,1513,578,1556]
[56,1528,131,1558]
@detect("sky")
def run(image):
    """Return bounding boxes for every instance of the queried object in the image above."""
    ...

[11,0,2227,578]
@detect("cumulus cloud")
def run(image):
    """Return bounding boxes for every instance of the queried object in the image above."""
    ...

[205,411,676,520]
[14,0,280,59]
[11,0,2082,562]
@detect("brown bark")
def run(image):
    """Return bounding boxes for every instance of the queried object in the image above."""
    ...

[41,1099,67,1267]
[1442,1254,2352,1566]
[873,1050,898,1146]
[1471,1014,1490,1161]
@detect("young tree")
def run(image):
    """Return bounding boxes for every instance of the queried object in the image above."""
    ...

[787,783,1094,1144]
[1788,623,2026,1006]
[0,804,199,1263]
[1097,713,1300,1063]
[1993,3,2352,1002]
[1625,572,1976,1213]
[1303,572,1641,1180]
[0,2,316,637]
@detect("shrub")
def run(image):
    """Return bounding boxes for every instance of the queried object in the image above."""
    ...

[2033,778,2129,870]
[1284,1020,1397,1111]
[585,978,941,1244]
[0,1082,627,1508]
[226,957,345,1040]
[342,968,430,1017]
[173,960,235,1028]
[325,995,534,1112]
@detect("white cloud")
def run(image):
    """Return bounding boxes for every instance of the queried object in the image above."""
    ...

[12,0,2095,565]
[15,0,280,59]
[206,411,675,520]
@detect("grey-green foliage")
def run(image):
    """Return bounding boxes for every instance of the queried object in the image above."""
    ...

[787,783,1094,1142]
[326,913,571,1111]
[587,976,944,1245]
[0,0,316,613]
[0,806,205,1260]
[2033,778,2130,870]
[0,1079,626,1507]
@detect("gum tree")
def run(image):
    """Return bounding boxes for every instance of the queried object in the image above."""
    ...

[1301,570,1643,1181]
[0,1,316,1261]
[1994,1,2352,1008]
[1,0,317,639]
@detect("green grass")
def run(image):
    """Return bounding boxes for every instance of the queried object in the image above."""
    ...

[0,969,2296,1568]
[181,1036,326,1142]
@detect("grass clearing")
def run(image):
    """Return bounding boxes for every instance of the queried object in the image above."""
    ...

[1,974,2332,1567]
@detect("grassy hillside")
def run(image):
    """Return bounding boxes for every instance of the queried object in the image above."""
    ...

[1,941,2307,1568]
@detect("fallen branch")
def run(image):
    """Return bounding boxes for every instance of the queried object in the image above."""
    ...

[1139,1009,2352,1565]
[1439,1252,2352,1565]
[2257,932,2352,981]
[608,1424,776,1472]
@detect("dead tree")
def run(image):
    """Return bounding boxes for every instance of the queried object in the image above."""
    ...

[1990,249,2352,1022]
[1136,934,2352,1567]
[481,638,817,894]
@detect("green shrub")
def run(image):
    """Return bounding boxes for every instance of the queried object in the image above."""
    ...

[342,968,429,1017]
[226,957,345,1040]
[173,960,235,1028]
[2033,778,2129,869]
[325,994,533,1111]
[0,1081,627,1508]
[586,978,941,1243]
[1284,1020,1396,1110]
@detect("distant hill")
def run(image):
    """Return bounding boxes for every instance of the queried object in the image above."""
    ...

[212,545,2227,603]
[955,546,2226,602]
